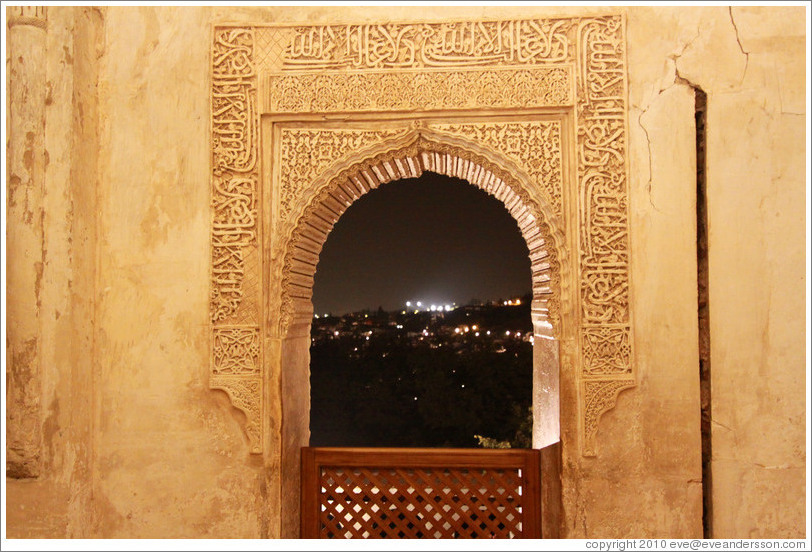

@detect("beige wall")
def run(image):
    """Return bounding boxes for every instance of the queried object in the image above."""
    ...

[4,5,806,539]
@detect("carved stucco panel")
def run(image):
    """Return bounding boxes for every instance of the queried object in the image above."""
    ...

[279,128,408,226]
[257,19,572,71]
[211,15,634,456]
[432,121,563,217]
[262,68,572,114]
[210,375,262,454]
[210,27,263,452]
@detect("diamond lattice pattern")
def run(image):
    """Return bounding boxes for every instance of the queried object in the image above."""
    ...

[317,466,524,538]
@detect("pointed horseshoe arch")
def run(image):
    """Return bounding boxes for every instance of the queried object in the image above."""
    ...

[277,130,569,340]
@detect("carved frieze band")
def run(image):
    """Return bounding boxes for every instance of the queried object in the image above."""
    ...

[262,20,571,71]
[211,27,262,453]
[210,16,634,457]
[263,67,572,114]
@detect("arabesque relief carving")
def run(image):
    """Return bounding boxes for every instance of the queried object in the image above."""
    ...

[262,68,572,114]
[210,27,263,452]
[582,378,636,456]
[213,327,261,375]
[574,17,633,453]
[279,128,407,224]
[211,15,633,456]
[434,122,564,217]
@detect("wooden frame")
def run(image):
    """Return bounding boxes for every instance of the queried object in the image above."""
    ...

[301,447,542,539]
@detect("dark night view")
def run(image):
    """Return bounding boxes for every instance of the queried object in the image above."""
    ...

[310,172,534,449]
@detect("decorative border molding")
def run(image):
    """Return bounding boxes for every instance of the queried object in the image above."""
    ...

[210,16,634,456]
[210,27,262,453]
[262,67,572,113]
[573,17,634,455]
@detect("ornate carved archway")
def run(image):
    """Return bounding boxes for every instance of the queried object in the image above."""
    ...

[208,16,635,492]
[277,129,565,336]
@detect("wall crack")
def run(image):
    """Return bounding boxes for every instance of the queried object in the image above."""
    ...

[728,6,750,85]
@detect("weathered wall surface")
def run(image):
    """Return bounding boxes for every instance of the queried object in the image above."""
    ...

[624,6,807,538]
[5,6,100,537]
[90,7,265,537]
[682,7,806,538]
[5,5,806,539]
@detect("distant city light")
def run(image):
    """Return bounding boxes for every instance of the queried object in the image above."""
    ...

[314,314,319,319]
[505,330,511,336]
[454,328,461,334]
[475,332,480,337]
[472,325,478,331]
[416,301,422,307]
[486,330,491,335]
[334,331,339,336]
[396,324,403,329]
[406,301,411,307]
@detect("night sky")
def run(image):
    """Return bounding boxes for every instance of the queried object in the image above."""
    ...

[312,172,532,315]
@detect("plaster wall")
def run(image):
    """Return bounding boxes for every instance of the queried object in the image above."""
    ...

[4,5,806,539]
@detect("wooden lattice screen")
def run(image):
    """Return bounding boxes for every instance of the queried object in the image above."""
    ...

[301,447,541,539]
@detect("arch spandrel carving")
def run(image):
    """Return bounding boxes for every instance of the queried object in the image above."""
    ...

[210,14,634,457]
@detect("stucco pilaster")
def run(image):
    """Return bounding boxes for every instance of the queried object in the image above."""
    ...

[6,5,48,479]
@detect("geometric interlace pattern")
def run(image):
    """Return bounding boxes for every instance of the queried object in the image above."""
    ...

[318,467,524,538]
